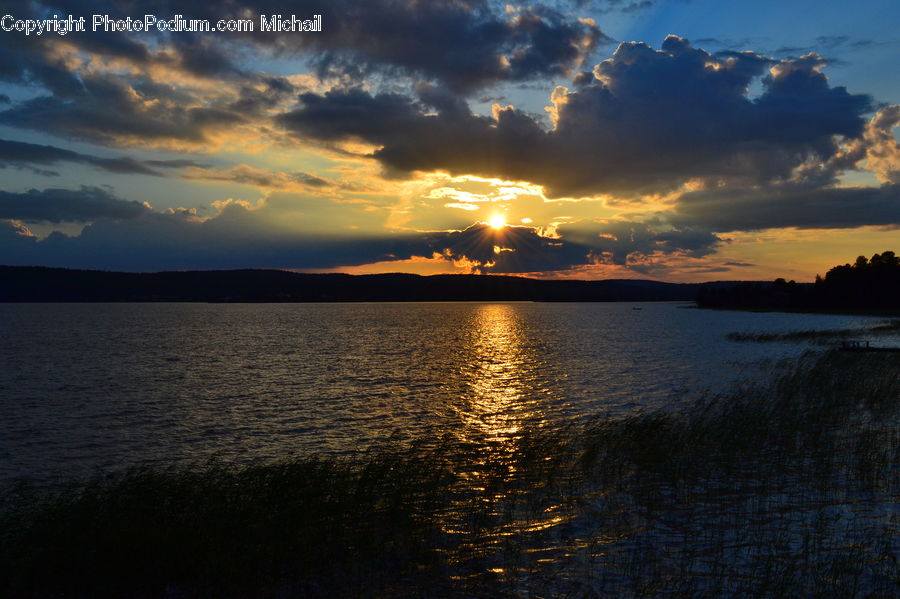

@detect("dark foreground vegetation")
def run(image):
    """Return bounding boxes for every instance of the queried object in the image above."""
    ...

[0,266,698,302]
[2,350,899,598]
[698,251,900,313]
[726,319,900,343]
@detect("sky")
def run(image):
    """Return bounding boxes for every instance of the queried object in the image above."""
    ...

[0,0,898,282]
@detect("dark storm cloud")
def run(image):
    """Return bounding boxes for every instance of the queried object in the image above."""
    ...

[0,1,85,98]
[276,86,548,180]
[30,0,604,94]
[554,220,722,265]
[302,1,606,92]
[428,220,720,273]
[428,223,595,273]
[0,205,441,271]
[0,186,151,223]
[163,35,244,78]
[0,201,718,272]
[670,183,900,231]
[0,1,242,86]
[278,88,430,143]
[0,138,203,176]
[228,78,297,116]
[280,37,874,198]
[0,74,246,144]
[0,1,274,146]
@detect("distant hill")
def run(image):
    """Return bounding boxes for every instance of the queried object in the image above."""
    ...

[0,266,703,302]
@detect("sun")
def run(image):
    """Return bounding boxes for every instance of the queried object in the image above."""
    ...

[488,215,507,230]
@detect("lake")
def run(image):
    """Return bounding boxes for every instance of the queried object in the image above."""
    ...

[0,301,892,483]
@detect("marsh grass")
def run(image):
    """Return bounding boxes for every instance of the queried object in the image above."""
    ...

[727,319,900,343]
[2,350,899,598]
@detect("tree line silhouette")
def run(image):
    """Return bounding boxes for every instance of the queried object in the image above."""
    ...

[0,266,699,302]
[697,251,900,312]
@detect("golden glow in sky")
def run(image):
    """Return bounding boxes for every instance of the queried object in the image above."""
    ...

[1,0,898,282]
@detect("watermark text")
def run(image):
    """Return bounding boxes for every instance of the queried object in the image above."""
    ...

[1,14,322,35]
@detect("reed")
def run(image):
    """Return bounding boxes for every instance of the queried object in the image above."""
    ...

[2,350,898,598]
[727,319,900,342]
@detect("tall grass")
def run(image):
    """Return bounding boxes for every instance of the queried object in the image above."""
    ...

[2,350,898,598]
[727,319,900,342]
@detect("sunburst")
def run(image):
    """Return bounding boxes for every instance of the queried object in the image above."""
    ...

[488,215,507,230]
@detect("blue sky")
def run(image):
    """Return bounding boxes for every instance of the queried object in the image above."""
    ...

[0,0,898,281]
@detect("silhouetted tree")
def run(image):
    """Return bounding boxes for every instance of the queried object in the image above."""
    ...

[698,250,900,312]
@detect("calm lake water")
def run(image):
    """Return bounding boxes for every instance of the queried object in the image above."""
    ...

[0,302,893,483]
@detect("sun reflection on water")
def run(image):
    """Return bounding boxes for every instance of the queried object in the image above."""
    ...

[458,303,541,445]
[440,304,580,582]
